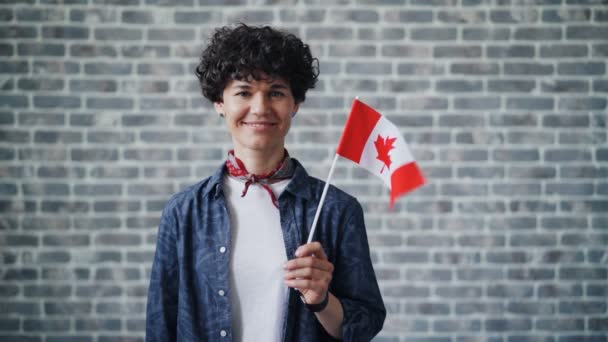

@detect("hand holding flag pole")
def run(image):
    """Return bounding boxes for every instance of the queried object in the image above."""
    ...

[306,98,426,243]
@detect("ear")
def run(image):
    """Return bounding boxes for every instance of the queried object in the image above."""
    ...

[214,101,224,115]
[293,102,300,114]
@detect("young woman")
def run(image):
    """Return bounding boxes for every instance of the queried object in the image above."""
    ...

[146,24,385,342]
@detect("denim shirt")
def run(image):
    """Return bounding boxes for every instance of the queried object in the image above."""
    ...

[146,159,386,342]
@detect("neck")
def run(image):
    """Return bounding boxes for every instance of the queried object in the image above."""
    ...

[233,147,285,175]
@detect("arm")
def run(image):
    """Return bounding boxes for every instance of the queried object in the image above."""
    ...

[146,207,179,342]
[330,200,386,340]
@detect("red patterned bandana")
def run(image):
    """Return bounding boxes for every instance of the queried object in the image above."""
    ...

[225,149,294,208]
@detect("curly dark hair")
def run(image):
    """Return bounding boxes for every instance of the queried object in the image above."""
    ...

[195,24,319,104]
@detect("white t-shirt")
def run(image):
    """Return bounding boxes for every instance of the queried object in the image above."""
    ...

[223,175,291,342]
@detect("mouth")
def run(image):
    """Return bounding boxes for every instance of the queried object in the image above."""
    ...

[242,121,277,128]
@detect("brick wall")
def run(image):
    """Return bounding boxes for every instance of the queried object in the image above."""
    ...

[1,0,607,341]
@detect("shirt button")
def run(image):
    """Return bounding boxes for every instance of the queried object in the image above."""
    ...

[218,289,225,296]
[220,330,227,337]
[219,246,226,253]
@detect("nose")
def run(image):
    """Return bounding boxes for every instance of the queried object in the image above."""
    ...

[250,93,270,116]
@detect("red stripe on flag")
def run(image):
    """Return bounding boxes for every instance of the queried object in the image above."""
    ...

[336,99,382,163]
[390,161,426,208]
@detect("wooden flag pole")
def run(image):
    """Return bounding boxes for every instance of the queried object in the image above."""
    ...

[306,152,340,244]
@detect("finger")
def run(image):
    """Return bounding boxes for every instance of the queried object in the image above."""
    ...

[284,278,326,293]
[284,257,333,273]
[284,267,331,281]
[295,242,328,260]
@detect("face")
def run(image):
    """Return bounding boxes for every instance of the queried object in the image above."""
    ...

[214,75,299,155]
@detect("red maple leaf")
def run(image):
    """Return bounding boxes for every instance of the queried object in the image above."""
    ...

[374,134,396,174]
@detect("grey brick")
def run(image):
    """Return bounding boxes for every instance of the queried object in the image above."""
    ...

[0,26,37,39]
[23,285,71,299]
[543,9,591,22]
[559,97,606,110]
[121,10,154,24]
[437,80,482,93]
[18,43,64,56]
[567,25,608,40]
[23,319,70,332]
[86,97,133,110]
[457,268,502,281]
[175,10,221,24]
[487,45,535,58]
[346,62,391,75]
[437,10,485,23]
[489,217,537,230]
[42,26,89,39]
[33,95,80,109]
[541,80,589,93]
[411,28,457,41]
[16,8,64,21]
[508,302,555,315]
[72,148,119,162]
[0,95,28,108]
[124,148,172,161]
[147,28,195,41]
[404,302,450,315]
[226,10,273,23]
[558,62,605,75]
[75,319,121,331]
[537,318,585,331]
[329,45,375,57]
[540,44,588,58]
[94,200,141,212]
[330,9,379,23]
[46,337,93,342]
[505,62,553,75]
[494,149,540,162]
[491,9,538,23]
[18,78,65,91]
[84,62,132,75]
[95,28,142,41]
[398,63,444,75]
[456,302,505,315]
[558,336,607,342]
[382,45,431,58]
[506,97,554,110]
[121,45,170,58]
[33,61,79,74]
[140,98,187,110]
[384,285,429,297]
[0,318,19,331]
[560,267,607,280]
[34,131,82,144]
[3,268,37,281]
[70,8,118,22]
[45,302,92,315]
[454,97,500,110]
[306,27,353,40]
[385,10,433,23]
[71,44,118,58]
[70,80,117,92]
[451,63,499,75]
[462,27,510,40]
[514,27,562,40]
[545,149,592,162]
[0,61,28,73]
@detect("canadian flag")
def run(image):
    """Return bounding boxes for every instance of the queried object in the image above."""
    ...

[337,99,426,207]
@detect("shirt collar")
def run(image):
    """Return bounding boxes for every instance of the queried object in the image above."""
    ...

[202,158,312,201]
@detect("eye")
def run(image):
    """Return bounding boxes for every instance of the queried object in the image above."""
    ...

[235,91,251,97]
[270,91,285,97]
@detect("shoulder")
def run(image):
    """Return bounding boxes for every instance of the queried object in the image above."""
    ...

[162,165,224,215]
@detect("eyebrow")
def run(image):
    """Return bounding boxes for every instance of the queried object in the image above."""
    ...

[231,83,289,90]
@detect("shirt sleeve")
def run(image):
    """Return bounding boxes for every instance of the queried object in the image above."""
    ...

[146,204,179,342]
[332,200,387,341]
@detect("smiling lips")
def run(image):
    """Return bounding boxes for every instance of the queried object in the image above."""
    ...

[242,121,277,129]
